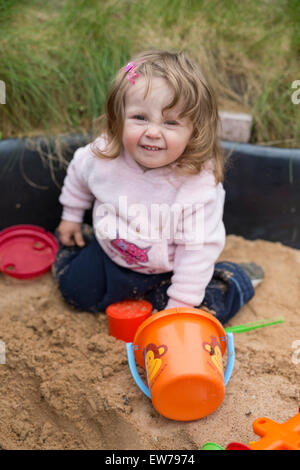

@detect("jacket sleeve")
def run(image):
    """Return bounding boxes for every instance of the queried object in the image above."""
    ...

[166,182,226,309]
[59,144,95,222]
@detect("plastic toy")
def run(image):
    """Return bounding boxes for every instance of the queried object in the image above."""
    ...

[201,409,300,450]
[225,317,284,334]
[126,306,284,421]
[247,409,300,450]
[0,224,58,279]
[106,299,152,343]
[127,307,235,421]
[201,442,225,450]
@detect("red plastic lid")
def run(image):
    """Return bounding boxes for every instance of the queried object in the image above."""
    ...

[106,299,153,319]
[0,224,58,279]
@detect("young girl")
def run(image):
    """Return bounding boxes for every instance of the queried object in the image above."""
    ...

[53,49,263,324]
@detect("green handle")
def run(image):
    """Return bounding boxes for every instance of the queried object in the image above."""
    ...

[225,317,284,334]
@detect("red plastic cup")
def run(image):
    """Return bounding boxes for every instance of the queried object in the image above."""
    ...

[106,299,153,342]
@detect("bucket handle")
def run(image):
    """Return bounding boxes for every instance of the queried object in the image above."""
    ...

[126,343,151,399]
[224,332,235,386]
[126,332,235,398]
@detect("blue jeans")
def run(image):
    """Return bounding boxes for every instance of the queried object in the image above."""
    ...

[52,226,254,324]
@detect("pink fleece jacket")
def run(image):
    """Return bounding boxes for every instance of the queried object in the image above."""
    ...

[59,137,226,309]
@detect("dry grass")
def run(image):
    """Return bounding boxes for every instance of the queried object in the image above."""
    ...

[0,0,300,147]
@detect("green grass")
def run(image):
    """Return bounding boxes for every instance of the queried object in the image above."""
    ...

[0,0,300,147]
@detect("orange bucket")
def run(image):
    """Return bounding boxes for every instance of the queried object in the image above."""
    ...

[126,307,235,421]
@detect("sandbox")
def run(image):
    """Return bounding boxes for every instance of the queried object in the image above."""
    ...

[0,137,299,449]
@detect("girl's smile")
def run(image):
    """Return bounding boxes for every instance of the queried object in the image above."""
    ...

[140,145,165,151]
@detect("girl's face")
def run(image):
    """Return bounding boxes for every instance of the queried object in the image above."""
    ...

[122,77,193,170]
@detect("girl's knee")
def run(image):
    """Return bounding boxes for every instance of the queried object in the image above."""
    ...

[58,280,103,312]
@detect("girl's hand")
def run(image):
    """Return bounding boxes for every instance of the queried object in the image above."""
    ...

[57,220,85,247]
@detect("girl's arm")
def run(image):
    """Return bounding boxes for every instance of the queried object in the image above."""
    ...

[166,183,225,309]
[59,144,95,223]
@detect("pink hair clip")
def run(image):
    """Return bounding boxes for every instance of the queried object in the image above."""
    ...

[124,61,139,85]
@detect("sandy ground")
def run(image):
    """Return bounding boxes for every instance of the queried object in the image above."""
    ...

[0,234,299,450]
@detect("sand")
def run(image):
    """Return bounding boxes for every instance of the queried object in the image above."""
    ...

[0,234,299,450]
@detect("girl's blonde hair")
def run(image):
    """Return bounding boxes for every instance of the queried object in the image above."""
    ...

[91,49,224,183]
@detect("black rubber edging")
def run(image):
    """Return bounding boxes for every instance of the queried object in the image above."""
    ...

[222,141,300,249]
[1,136,299,249]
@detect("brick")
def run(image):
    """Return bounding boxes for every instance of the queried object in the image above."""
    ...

[218,111,252,143]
